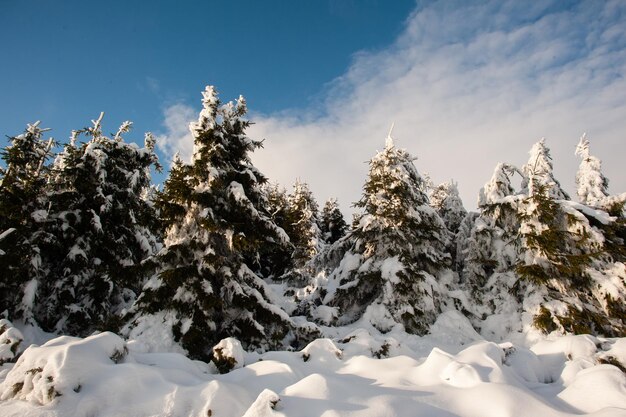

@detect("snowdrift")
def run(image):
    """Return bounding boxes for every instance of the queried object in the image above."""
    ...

[1,317,626,417]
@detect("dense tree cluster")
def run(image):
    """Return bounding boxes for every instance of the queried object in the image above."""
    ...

[0,116,161,335]
[457,136,626,337]
[1,86,625,360]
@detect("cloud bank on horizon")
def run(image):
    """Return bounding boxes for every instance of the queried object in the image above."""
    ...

[156,0,626,213]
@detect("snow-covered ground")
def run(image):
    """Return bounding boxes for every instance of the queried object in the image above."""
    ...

[1,313,625,417]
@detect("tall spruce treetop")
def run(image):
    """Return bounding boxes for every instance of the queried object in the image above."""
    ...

[522,138,569,200]
[323,132,450,333]
[478,163,518,207]
[476,162,525,237]
[355,134,430,225]
[0,122,53,193]
[129,86,310,359]
[575,134,609,208]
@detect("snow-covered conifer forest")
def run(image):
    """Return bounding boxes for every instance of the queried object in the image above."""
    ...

[1,86,625,416]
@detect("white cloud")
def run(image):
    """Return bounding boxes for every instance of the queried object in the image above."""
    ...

[155,103,195,165]
[158,0,626,214]
[249,0,626,213]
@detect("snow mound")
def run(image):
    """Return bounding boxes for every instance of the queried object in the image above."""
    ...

[1,329,626,416]
[440,360,485,388]
[500,343,548,383]
[1,332,126,405]
[428,310,484,346]
[558,365,626,413]
[531,334,600,383]
[300,338,343,364]
[0,320,24,365]
[241,389,280,417]
[212,337,245,373]
[336,328,405,359]
[310,305,338,325]
[282,373,330,399]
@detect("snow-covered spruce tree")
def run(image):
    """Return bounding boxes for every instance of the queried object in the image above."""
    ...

[459,139,626,338]
[521,138,569,200]
[516,179,599,287]
[516,138,597,287]
[514,138,626,336]
[573,136,626,262]
[575,134,610,208]
[321,134,451,333]
[36,116,161,335]
[453,211,478,273]
[453,162,530,336]
[128,87,315,359]
[462,163,523,289]
[320,198,347,245]
[286,179,323,268]
[259,182,293,278]
[264,183,290,231]
[430,180,466,235]
[516,172,626,335]
[430,180,466,267]
[0,122,54,322]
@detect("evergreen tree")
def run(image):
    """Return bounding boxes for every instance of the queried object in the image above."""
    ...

[516,182,596,287]
[286,179,323,268]
[265,183,290,232]
[518,141,625,335]
[517,177,624,336]
[320,198,347,245]
[462,140,626,338]
[516,139,596,287]
[458,162,525,327]
[573,136,626,262]
[513,139,626,336]
[464,163,523,283]
[521,138,569,200]
[259,182,293,277]
[0,122,54,322]
[430,181,466,267]
[454,211,478,274]
[478,163,519,207]
[430,181,466,234]
[128,86,314,359]
[320,134,450,333]
[36,115,161,335]
[575,134,609,208]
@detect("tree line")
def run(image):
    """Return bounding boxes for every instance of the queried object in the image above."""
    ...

[1,86,624,361]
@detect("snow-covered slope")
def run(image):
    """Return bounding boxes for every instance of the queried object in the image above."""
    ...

[1,315,625,417]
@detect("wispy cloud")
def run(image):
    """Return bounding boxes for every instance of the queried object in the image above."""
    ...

[158,0,626,213]
[251,0,626,212]
[155,103,195,165]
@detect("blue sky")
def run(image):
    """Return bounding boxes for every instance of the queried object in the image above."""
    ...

[0,0,413,141]
[1,0,625,212]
